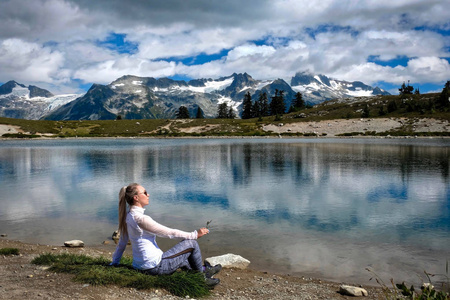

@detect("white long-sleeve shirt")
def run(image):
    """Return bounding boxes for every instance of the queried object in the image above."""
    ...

[111,206,198,270]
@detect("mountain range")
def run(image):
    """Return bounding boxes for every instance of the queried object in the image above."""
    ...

[0,72,389,120]
[0,81,81,120]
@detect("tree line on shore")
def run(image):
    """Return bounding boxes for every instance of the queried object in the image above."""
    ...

[174,80,450,120]
[175,89,309,120]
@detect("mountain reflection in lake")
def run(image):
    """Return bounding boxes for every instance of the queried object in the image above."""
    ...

[0,138,448,286]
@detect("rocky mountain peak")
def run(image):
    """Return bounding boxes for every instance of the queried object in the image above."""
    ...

[290,72,316,86]
[28,85,54,98]
[0,80,54,98]
[0,80,26,95]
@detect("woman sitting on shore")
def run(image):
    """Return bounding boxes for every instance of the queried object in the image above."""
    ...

[111,183,221,287]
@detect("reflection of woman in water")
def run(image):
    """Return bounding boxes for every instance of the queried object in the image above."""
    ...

[111,183,221,287]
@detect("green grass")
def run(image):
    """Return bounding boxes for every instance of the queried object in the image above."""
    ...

[31,253,211,298]
[0,247,20,255]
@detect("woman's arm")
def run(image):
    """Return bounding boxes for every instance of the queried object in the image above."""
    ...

[111,231,129,265]
[136,214,199,240]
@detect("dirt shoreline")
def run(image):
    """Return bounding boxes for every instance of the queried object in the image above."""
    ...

[0,238,388,299]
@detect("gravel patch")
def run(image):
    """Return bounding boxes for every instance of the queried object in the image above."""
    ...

[0,239,387,299]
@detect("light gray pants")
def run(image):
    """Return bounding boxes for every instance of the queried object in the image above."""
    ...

[143,239,203,275]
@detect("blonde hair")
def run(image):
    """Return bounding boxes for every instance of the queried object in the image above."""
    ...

[118,183,140,236]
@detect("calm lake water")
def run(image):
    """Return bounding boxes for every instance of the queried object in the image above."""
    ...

[0,137,449,286]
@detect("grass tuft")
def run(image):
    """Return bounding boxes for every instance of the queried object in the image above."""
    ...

[31,253,210,298]
[0,247,20,255]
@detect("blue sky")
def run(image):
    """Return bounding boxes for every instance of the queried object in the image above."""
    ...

[0,0,449,95]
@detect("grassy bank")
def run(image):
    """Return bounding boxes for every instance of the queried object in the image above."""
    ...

[30,252,211,298]
[1,93,449,138]
[2,246,448,299]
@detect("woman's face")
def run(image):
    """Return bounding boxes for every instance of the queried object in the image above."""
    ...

[134,185,150,207]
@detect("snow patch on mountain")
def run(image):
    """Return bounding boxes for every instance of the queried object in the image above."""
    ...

[182,77,234,93]
[111,83,125,89]
[256,80,274,90]
[346,89,374,97]
[44,94,81,111]
[217,95,240,111]
[10,85,30,99]
[153,87,169,92]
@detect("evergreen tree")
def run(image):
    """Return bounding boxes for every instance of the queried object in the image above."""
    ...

[399,81,414,95]
[176,106,190,119]
[217,103,229,118]
[439,80,450,107]
[269,89,286,116]
[414,87,420,95]
[278,90,286,114]
[228,107,236,119]
[259,92,269,117]
[251,99,261,119]
[292,92,305,110]
[195,106,204,119]
[241,91,253,119]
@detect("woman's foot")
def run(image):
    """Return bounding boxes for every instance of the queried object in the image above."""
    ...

[204,261,222,278]
[205,277,220,288]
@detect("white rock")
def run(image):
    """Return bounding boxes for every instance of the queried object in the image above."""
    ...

[205,254,250,269]
[339,285,368,297]
[64,240,84,247]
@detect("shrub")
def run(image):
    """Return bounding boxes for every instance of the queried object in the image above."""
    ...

[0,248,19,255]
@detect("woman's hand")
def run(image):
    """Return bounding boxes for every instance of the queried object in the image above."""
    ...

[197,227,210,238]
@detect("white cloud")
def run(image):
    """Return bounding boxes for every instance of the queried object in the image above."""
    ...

[132,27,261,60]
[0,0,96,41]
[0,39,67,83]
[406,57,450,82]
[74,58,179,84]
[0,0,449,92]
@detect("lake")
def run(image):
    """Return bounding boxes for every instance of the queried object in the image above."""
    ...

[0,137,449,286]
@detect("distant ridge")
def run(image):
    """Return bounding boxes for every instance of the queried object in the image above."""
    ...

[0,72,389,120]
[0,80,81,120]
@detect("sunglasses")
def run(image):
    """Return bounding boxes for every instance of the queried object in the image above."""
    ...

[139,191,148,196]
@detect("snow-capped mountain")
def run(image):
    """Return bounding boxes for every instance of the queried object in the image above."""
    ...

[0,81,81,120]
[44,73,275,120]
[290,72,390,103]
[1,73,389,120]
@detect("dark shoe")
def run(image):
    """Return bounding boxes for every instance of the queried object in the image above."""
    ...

[205,277,220,288]
[205,263,222,278]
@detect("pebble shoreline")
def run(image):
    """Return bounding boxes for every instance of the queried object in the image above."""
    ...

[0,238,388,299]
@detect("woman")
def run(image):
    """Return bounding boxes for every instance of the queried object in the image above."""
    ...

[111,183,221,287]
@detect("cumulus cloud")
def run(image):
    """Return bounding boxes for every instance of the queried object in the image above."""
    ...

[0,0,96,41]
[74,58,179,84]
[407,57,450,82]
[0,0,449,92]
[0,39,67,83]
[133,27,259,60]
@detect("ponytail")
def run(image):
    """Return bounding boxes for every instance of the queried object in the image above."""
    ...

[118,183,140,237]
